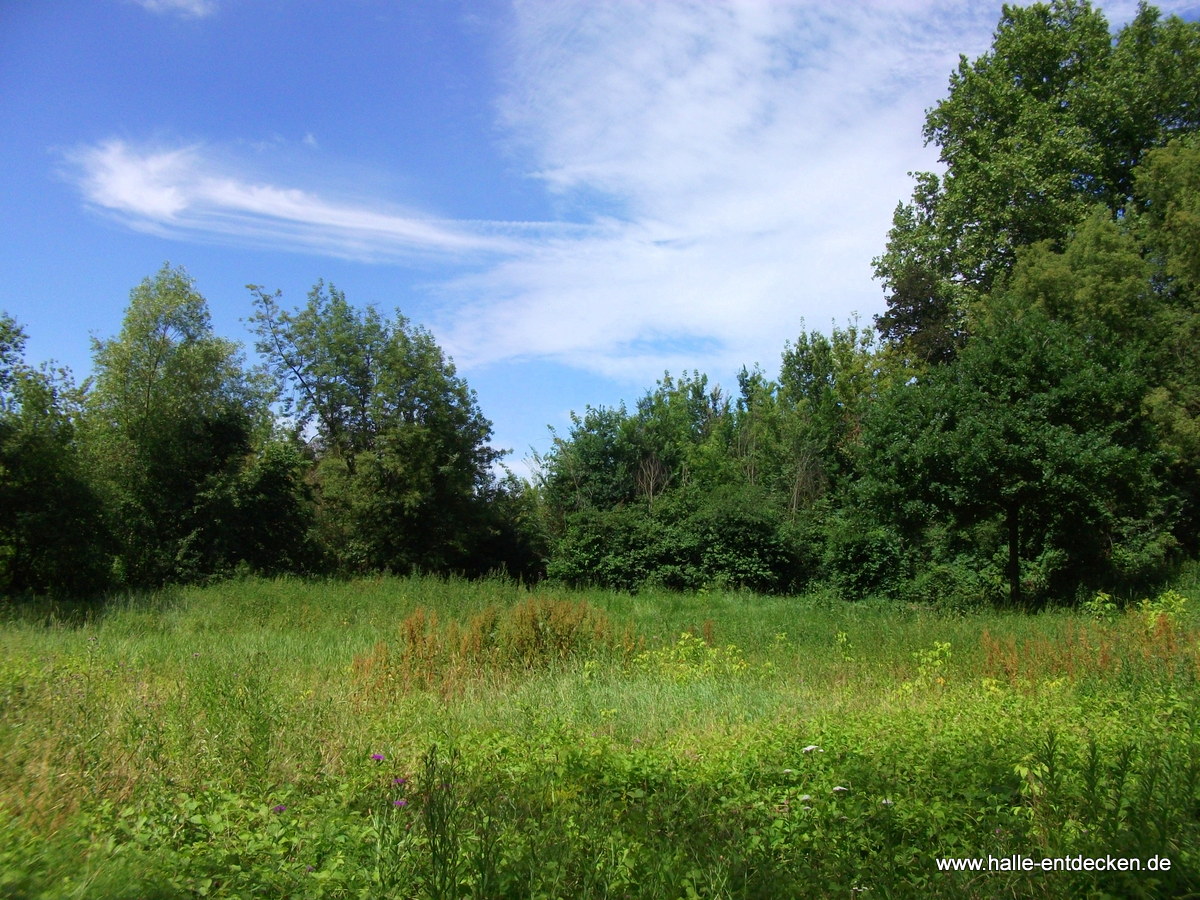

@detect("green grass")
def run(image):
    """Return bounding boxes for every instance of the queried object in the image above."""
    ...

[2,575,1199,898]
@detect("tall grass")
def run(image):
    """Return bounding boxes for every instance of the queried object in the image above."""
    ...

[2,575,1198,897]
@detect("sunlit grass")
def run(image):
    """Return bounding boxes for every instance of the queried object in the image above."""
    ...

[2,575,1198,897]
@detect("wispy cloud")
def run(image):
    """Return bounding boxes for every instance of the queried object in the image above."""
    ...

[74,1,1192,384]
[131,0,217,18]
[441,0,1000,381]
[66,139,543,260]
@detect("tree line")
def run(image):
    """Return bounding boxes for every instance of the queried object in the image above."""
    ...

[0,272,543,597]
[536,0,1200,608]
[3,0,1198,607]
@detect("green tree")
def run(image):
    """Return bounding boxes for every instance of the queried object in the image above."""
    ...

[1004,206,1155,344]
[538,372,804,593]
[861,304,1169,606]
[876,0,1200,361]
[86,265,269,585]
[776,320,880,508]
[0,314,110,596]
[1133,137,1200,545]
[248,281,502,574]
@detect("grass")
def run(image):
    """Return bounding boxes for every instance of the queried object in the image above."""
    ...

[2,575,1199,898]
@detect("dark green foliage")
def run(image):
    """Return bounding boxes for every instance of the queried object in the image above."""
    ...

[822,519,907,601]
[0,314,109,597]
[84,265,271,586]
[861,304,1169,605]
[547,485,794,594]
[203,439,320,577]
[538,341,882,595]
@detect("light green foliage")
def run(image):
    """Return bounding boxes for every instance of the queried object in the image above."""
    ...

[1137,137,1200,289]
[1006,207,1154,344]
[896,640,952,696]
[1082,590,1119,620]
[1141,587,1188,631]
[2,576,1199,897]
[634,631,752,683]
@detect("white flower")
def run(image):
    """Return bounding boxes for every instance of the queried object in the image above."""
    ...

[802,745,823,754]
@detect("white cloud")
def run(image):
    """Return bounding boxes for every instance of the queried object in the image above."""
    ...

[131,0,217,18]
[441,0,1000,382]
[66,139,545,260]
[77,0,1190,384]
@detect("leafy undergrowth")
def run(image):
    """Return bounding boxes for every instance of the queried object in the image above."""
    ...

[1,577,1198,898]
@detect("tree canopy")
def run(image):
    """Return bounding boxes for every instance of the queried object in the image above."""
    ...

[875,0,1200,363]
[249,281,505,575]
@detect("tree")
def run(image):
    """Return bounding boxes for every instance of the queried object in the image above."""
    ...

[1004,206,1155,345]
[876,0,1200,361]
[776,320,880,507]
[861,304,1169,605]
[537,372,803,593]
[86,265,269,585]
[536,404,637,524]
[248,281,501,574]
[0,314,109,596]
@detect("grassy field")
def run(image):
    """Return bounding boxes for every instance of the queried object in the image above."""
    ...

[2,575,1199,898]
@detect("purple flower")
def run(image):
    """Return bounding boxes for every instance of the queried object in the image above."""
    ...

[272,804,287,813]
[394,798,408,808]
[393,777,408,786]
[371,753,385,762]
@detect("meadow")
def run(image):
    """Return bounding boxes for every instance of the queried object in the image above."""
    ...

[2,576,1198,899]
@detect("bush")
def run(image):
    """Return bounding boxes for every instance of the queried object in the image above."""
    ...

[823,521,907,599]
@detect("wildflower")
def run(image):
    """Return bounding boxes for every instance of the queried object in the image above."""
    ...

[393,777,408,786]
[272,804,287,813]
[832,785,849,794]
[371,753,385,761]
[802,745,823,754]
[394,799,408,808]
[799,794,813,803]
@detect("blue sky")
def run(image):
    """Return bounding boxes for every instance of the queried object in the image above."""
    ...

[4,0,1196,476]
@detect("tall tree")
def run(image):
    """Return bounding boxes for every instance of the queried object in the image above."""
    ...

[876,0,1200,361]
[0,314,109,596]
[248,281,501,574]
[86,265,268,585]
[861,304,1169,606]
